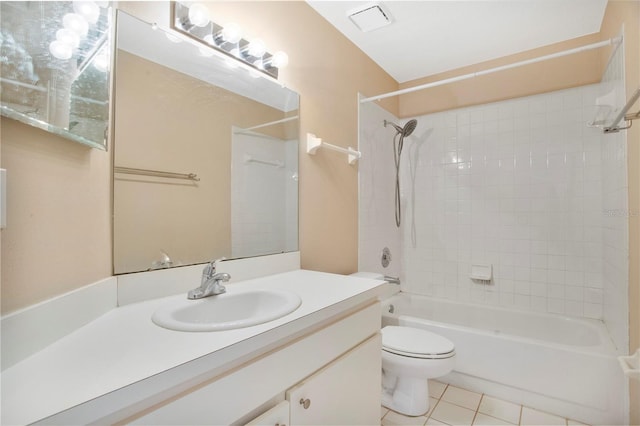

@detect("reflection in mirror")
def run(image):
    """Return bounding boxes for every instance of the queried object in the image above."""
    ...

[0,1,111,150]
[113,12,299,274]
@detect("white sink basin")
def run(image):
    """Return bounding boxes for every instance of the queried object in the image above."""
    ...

[152,288,302,332]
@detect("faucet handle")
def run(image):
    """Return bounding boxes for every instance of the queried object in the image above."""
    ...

[202,257,226,280]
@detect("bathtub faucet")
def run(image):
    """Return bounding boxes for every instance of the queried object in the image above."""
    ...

[384,275,400,285]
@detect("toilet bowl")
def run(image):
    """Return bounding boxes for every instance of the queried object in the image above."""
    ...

[349,272,456,416]
[381,325,455,416]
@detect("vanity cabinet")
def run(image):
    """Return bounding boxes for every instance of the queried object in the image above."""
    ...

[286,335,380,425]
[245,401,289,426]
[126,302,381,425]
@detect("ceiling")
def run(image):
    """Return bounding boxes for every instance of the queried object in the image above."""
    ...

[307,0,608,83]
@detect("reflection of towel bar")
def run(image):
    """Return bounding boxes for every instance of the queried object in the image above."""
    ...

[243,154,284,168]
[114,166,200,181]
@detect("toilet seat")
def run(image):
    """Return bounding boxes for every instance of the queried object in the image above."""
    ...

[382,326,455,360]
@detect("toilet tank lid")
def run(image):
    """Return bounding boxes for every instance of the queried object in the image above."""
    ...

[381,326,455,355]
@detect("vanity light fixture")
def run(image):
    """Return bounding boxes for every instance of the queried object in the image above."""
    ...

[171,1,288,79]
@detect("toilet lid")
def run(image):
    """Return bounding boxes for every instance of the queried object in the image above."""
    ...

[381,326,455,358]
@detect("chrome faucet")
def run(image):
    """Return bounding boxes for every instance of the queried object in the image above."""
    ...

[187,258,231,299]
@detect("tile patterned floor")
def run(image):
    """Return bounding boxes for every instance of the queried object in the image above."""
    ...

[380,381,589,426]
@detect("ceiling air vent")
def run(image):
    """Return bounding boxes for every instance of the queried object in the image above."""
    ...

[348,4,392,32]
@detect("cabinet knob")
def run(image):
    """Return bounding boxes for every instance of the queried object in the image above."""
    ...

[299,398,311,409]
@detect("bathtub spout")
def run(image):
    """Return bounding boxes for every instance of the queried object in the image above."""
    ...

[384,275,400,285]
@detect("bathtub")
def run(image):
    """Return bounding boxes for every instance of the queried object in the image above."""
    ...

[381,293,627,425]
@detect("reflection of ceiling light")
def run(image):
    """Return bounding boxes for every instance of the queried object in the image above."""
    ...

[56,28,80,49]
[94,50,110,72]
[188,3,210,27]
[63,13,89,38]
[203,34,215,45]
[49,40,73,60]
[73,1,100,24]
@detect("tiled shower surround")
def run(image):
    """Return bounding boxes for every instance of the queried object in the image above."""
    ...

[400,85,608,320]
[360,78,628,345]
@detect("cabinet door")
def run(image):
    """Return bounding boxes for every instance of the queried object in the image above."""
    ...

[286,334,381,425]
[244,401,290,426]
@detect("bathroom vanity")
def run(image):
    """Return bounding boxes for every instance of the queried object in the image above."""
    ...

[1,265,387,425]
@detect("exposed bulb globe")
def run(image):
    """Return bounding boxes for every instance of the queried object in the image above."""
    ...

[188,3,210,28]
[271,51,289,68]
[221,23,242,44]
[247,38,266,57]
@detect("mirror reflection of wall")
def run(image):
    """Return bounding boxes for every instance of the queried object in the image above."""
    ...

[0,1,111,149]
[113,12,299,274]
[231,126,299,258]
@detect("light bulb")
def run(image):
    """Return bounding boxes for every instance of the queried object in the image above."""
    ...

[49,40,73,60]
[247,38,266,57]
[221,23,242,43]
[271,51,289,68]
[73,1,100,24]
[188,3,210,28]
[63,13,89,38]
[56,28,80,49]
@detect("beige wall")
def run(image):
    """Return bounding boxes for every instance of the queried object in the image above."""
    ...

[398,33,604,117]
[0,118,112,313]
[600,2,640,424]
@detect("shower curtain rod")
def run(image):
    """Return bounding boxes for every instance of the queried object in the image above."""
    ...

[360,37,621,103]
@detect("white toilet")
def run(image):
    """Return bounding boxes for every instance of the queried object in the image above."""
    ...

[349,272,456,417]
[381,325,455,416]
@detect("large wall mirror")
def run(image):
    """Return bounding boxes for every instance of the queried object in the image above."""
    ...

[0,1,111,150]
[113,11,299,274]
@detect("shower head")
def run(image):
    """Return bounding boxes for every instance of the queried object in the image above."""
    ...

[384,119,418,138]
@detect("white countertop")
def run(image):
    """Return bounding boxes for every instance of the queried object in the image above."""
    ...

[1,270,385,425]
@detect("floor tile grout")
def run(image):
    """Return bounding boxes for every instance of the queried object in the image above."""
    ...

[381,380,587,426]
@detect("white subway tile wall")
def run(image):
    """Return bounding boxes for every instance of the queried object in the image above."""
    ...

[396,82,625,323]
[359,48,628,351]
[600,40,629,353]
[358,99,403,279]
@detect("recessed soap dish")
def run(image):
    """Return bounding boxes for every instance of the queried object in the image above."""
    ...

[618,349,640,381]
